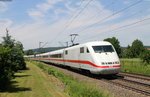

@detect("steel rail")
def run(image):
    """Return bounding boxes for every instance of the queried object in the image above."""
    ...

[118,71,150,81]
[120,71,150,77]
[119,78,150,87]
[103,79,150,96]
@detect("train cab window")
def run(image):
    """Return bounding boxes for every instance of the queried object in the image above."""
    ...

[92,45,114,53]
[65,50,68,55]
[80,47,84,53]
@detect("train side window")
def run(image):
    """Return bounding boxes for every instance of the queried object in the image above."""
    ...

[50,54,62,58]
[80,47,84,53]
[87,48,89,53]
[43,55,48,58]
[65,50,68,55]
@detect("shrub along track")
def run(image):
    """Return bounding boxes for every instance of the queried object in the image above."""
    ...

[41,61,149,97]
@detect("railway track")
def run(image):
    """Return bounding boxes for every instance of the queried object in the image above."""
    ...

[118,71,150,81]
[67,69,150,96]
[103,78,150,96]
[101,72,150,96]
[119,78,150,87]
[42,62,150,96]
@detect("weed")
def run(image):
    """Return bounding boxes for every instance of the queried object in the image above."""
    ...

[120,58,150,75]
[31,61,113,97]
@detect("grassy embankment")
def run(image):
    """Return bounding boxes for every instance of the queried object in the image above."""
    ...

[0,61,114,97]
[31,61,114,97]
[0,62,69,97]
[120,58,150,75]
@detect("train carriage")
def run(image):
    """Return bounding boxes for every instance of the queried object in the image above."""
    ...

[27,41,121,75]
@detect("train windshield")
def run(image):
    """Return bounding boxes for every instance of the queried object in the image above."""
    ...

[92,45,114,53]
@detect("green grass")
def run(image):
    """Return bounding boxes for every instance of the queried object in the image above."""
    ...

[120,58,150,75]
[32,61,114,97]
[0,62,69,97]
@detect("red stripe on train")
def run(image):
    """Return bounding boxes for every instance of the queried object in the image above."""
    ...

[32,58,121,68]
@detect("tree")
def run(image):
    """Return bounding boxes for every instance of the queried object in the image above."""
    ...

[1,32,18,71]
[2,32,15,48]
[140,50,150,65]
[2,32,26,70]
[0,31,26,89]
[13,41,26,70]
[122,45,134,58]
[130,39,145,58]
[25,50,34,55]
[0,46,14,89]
[122,39,146,58]
[104,37,121,57]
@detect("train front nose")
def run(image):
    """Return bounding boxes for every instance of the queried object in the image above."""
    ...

[99,66,120,74]
[92,53,121,74]
[90,65,121,74]
[91,45,121,74]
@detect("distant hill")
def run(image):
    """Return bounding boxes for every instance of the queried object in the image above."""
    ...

[145,46,150,48]
[121,46,150,51]
[26,45,150,54]
[26,47,66,53]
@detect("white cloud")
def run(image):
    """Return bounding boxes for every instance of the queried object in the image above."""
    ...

[0,19,13,34]
[28,9,45,19]
[123,0,131,5]
[144,0,150,1]
[0,2,7,12]
[16,0,123,49]
[27,0,62,20]
[4,0,149,49]
[76,14,150,47]
[10,19,68,49]
[63,0,121,31]
[37,3,52,12]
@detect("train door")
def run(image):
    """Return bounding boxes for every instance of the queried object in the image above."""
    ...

[78,47,84,68]
[63,49,67,66]
[78,46,91,69]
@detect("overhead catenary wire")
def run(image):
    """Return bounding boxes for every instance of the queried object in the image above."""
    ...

[78,17,150,42]
[76,0,146,42]
[49,0,93,46]
[62,0,86,32]
[47,0,145,47]
[75,0,143,34]
[64,0,93,30]
[59,0,117,42]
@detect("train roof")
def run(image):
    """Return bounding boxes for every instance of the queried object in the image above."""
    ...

[49,49,63,54]
[25,41,112,57]
[84,41,111,46]
[64,41,112,50]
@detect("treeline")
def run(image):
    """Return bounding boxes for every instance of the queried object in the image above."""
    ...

[0,32,26,90]
[104,37,150,64]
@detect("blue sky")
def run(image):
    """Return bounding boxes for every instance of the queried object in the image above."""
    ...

[0,0,150,49]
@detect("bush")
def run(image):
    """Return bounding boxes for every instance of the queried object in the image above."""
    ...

[2,32,26,71]
[121,39,146,58]
[104,37,121,57]
[120,58,150,75]
[140,50,150,65]
[0,46,14,89]
[0,32,26,89]
[32,61,113,97]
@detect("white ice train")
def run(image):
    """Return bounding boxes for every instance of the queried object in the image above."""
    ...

[27,41,121,75]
